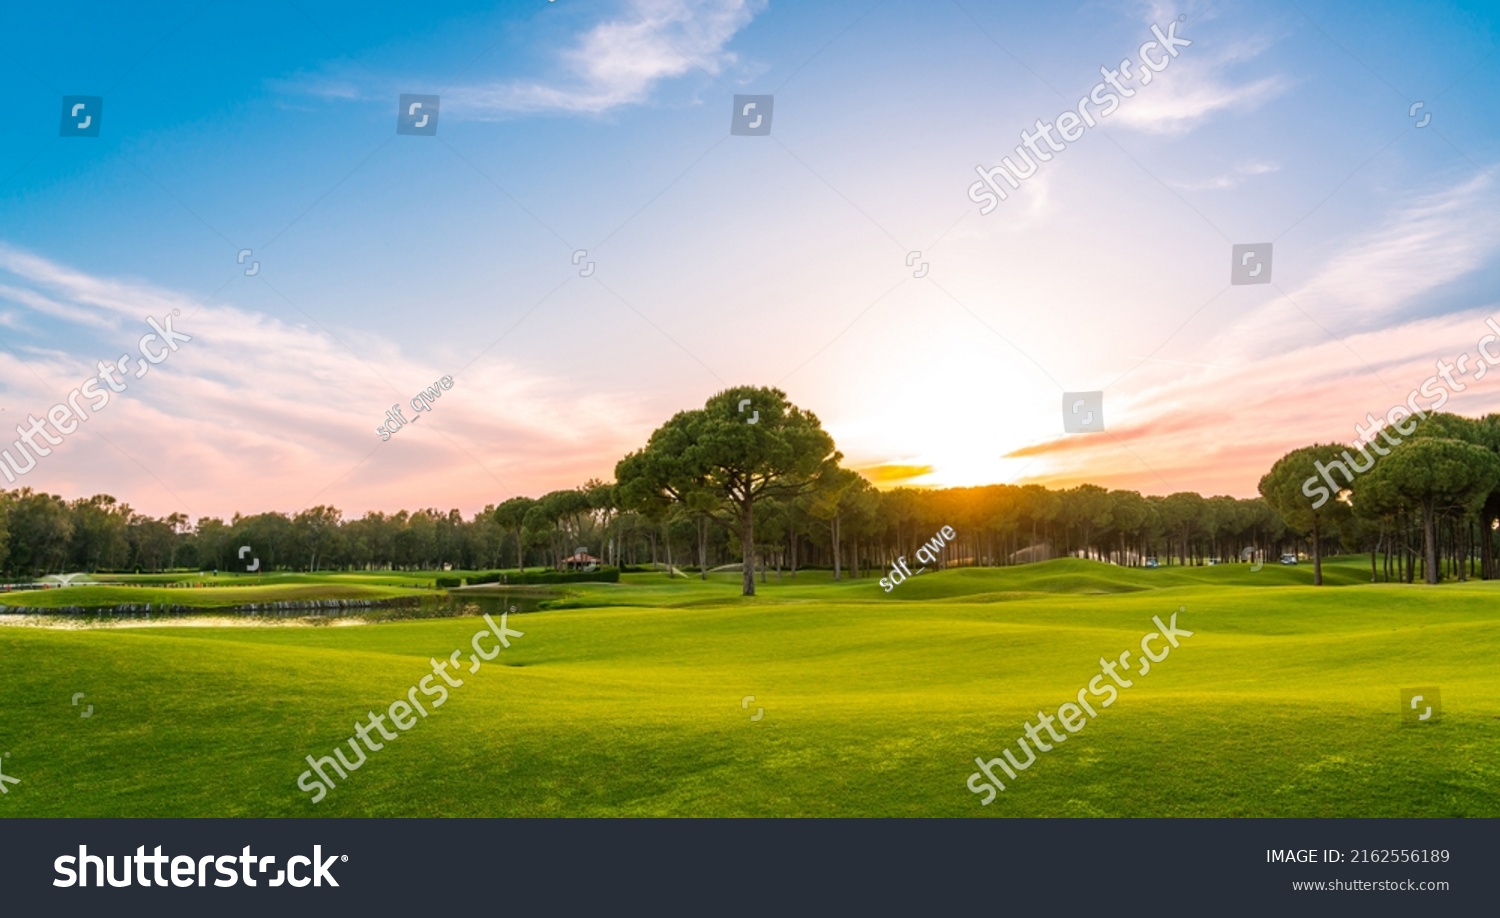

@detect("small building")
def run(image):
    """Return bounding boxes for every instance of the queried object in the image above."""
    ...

[561,551,600,571]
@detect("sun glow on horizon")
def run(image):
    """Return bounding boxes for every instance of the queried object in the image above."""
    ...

[852,452,1055,490]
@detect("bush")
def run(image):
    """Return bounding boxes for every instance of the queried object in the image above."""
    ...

[512,568,620,584]
[436,568,620,588]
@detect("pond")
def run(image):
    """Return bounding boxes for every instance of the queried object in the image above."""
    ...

[0,587,565,626]
[371,588,562,623]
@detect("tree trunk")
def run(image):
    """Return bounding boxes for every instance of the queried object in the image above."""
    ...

[1483,519,1493,580]
[698,516,708,581]
[1312,519,1323,586]
[1422,502,1438,584]
[740,504,756,597]
[1458,519,1469,582]
[832,513,842,582]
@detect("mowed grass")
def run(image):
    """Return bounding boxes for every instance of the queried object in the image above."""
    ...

[0,558,1494,817]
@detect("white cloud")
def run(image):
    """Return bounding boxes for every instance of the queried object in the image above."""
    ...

[1265,174,1500,336]
[1114,72,1288,136]
[1171,159,1280,191]
[1119,172,1500,385]
[446,0,766,116]
[265,72,370,103]
[1111,21,1289,136]
[0,245,654,517]
[0,283,122,331]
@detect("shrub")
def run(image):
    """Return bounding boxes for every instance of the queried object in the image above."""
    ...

[437,568,620,588]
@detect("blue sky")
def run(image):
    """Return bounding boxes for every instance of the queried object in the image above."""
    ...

[2,0,1499,519]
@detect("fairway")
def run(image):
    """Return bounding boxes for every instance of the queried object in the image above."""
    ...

[1,558,1495,818]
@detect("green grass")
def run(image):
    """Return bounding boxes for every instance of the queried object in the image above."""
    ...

[0,557,1493,817]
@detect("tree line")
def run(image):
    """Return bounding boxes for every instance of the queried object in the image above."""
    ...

[1259,411,1500,585]
[0,479,1291,585]
[2,386,1496,594]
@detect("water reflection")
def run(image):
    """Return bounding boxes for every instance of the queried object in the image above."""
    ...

[1,587,563,625]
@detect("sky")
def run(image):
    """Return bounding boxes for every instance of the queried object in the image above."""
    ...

[2,0,1499,520]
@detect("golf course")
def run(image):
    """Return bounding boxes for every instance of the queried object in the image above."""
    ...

[1,556,1493,818]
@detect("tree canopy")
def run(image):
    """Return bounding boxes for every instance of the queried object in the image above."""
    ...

[1258,444,1354,585]
[616,386,838,595]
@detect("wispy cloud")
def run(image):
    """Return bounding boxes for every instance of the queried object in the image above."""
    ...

[1043,304,1500,493]
[0,245,652,517]
[1115,72,1287,136]
[265,72,369,103]
[1171,160,1280,191]
[447,0,765,116]
[1263,173,1500,337]
[1000,171,1500,496]
[1113,26,1289,136]
[856,463,935,484]
[0,283,122,331]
